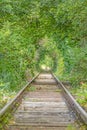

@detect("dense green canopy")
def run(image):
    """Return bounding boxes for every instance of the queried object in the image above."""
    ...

[0,0,87,108]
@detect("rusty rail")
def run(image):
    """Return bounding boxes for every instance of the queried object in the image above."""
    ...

[0,73,40,118]
[0,72,87,127]
[53,73,87,125]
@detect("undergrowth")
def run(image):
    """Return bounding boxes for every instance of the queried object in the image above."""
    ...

[70,82,87,112]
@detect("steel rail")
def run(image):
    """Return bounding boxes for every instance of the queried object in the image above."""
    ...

[52,73,87,125]
[0,73,40,118]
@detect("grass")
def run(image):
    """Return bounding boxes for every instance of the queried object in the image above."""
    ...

[0,90,16,110]
[55,89,62,92]
[70,83,87,112]
[66,125,77,130]
[27,86,36,91]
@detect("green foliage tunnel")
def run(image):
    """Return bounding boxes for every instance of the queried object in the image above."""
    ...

[0,0,87,109]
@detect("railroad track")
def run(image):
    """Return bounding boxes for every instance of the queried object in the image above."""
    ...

[0,72,87,130]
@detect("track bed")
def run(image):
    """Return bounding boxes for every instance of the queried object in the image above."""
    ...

[8,73,79,130]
